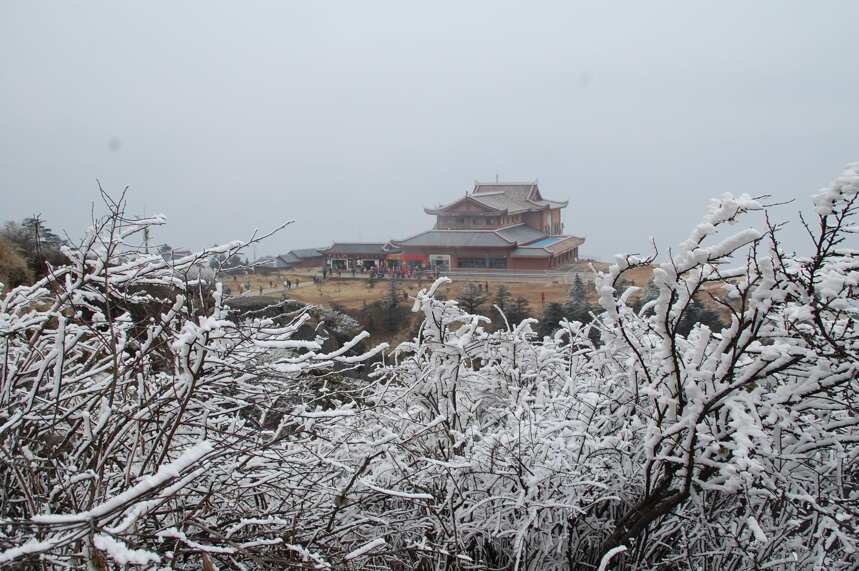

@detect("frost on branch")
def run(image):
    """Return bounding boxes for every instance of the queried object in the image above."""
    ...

[0,194,381,569]
[311,166,857,569]
[2,164,858,570]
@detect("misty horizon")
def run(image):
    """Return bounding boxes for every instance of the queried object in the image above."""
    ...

[2,1,858,259]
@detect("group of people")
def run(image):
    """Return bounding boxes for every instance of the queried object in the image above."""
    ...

[391,266,441,280]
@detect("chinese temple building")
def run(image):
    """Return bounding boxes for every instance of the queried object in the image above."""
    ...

[319,242,399,271]
[391,181,584,271]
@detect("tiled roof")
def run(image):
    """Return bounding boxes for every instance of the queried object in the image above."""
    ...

[290,248,322,259]
[272,254,301,267]
[321,243,389,256]
[495,224,546,244]
[511,235,585,257]
[274,249,323,267]
[531,199,567,208]
[470,192,536,214]
[430,182,568,215]
[473,182,537,197]
[396,224,562,249]
[546,235,585,254]
[394,230,513,248]
[525,236,566,248]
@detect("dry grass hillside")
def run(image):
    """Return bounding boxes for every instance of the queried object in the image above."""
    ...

[224,264,653,311]
[0,236,32,288]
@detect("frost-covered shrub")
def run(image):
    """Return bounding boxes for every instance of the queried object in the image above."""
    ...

[1,163,857,570]
[0,198,385,569]
[310,164,858,569]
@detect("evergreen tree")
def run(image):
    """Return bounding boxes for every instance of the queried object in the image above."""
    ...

[382,276,401,331]
[538,302,566,338]
[21,216,64,250]
[506,296,532,326]
[365,313,378,334]
[2,216,66,278]
[223,254,244,268]
[457,283,487,315]
[493,285,512,313]
[209,252,226,270]
[569,273,587,306]
[564,273,591,324]
[489,285,513,330]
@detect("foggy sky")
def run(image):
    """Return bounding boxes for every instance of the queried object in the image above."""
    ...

[2,1,858,260]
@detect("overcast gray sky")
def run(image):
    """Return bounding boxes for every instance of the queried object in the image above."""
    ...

[2,1,858,259]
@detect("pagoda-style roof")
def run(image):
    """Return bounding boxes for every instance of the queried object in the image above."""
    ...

[320,243,397,256]
[424,181,568,216]
[290,248,323,259]
[393,230,513,249]
[393,223,553,249]
[424,195,504,216]
[495,224,546,244]
[274,248,324,267]
[510,235,585,258]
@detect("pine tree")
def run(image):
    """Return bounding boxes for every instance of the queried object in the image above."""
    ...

[538,302,566,338]
[564,273,590,324]
[21,216,64,251]
[457,283,487,315]
[209,252,226,270]
[507,295,532,326]
[569,273,587,306]
[365,313,378,334]
[493,285,512,313]
[2,216,66,278]
[382,276,401,331]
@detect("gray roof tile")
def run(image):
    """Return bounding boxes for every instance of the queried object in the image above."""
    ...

[322,243,389,255]
[430,182,568,215]
[495,224,546,244]
[277,253,300,265]
[395,230,512,248]
[290,248,322,259]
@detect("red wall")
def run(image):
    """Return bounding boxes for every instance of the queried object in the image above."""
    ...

[510,257,552,270]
